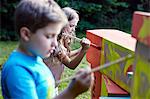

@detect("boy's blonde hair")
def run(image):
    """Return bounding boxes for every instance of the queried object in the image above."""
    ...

[15,0,68,36]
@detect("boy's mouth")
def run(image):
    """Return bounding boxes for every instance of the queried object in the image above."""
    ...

[49,47,56,54]
[49,49,54,54]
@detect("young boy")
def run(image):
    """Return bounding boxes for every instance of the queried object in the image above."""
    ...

[1,0,93,98]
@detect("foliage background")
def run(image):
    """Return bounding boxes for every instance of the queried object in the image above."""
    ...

[0,0,149,40]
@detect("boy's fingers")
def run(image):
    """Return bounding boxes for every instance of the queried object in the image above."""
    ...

[76,66,91,76]
[91,73,94,87]
[86,66,91,73]
[77,69,92,80]
[76,69,85,75]
[79,72,94,88]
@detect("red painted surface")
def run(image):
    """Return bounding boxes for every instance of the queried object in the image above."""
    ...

[86,31,102,66]
[126,65,133,76]
[131,11,150,46]
[132,12,144,39]
[91,71,102,99]
[103,75,129,96]
[86,30,102,99]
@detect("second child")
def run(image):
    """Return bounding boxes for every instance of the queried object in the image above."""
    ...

[44,7,91,86]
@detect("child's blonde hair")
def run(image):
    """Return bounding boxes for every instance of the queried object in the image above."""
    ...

[45,7,79,65]
[62,7,79,22]
[58,7,79,52]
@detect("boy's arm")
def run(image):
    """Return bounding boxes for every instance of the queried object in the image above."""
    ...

[5,66,38,98]
[54,87,76,99]
[54,69,93,99]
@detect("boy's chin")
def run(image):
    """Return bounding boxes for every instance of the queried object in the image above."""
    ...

[42,54,50,59]
[43,53,51,59]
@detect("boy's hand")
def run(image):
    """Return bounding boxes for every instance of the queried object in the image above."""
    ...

[67,68,94,97]
[80,38,91,51]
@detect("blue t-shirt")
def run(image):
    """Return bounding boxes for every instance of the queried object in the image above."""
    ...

[1,50,56,99]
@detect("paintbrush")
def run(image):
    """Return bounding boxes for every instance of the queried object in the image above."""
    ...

[56,54,134,84]
[62,33,101,50]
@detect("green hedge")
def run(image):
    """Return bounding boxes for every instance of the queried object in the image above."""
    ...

[0,0,148,40]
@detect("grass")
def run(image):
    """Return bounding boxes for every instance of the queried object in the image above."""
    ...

[0,41,18,99]
[0,39,91,99]
[0,41,18,67]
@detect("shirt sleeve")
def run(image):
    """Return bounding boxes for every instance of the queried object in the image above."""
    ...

[5,65,38,99]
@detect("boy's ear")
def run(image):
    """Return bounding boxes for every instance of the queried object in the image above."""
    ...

[20,27,31,41]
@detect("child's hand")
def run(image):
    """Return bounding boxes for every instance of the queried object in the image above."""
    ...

[62,24,71,34]
[80,38,91,51]
[67,68,94,97]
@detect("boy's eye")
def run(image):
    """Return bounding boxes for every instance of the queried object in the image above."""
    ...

[46,34,58,39]
[46,35,53,39]
[46,35,50,38]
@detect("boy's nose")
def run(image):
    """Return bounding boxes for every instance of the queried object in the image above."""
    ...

[52,37,58,48]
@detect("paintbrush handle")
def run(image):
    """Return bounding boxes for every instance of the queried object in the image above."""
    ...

[56,54,133,84]
[62,33,101,50]
[90,54,133,73]
[63,33,82,41]
[90,43,101,50]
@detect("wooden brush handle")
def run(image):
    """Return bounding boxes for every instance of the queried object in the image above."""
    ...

[56,54,134,84]
[62,33,101,50]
